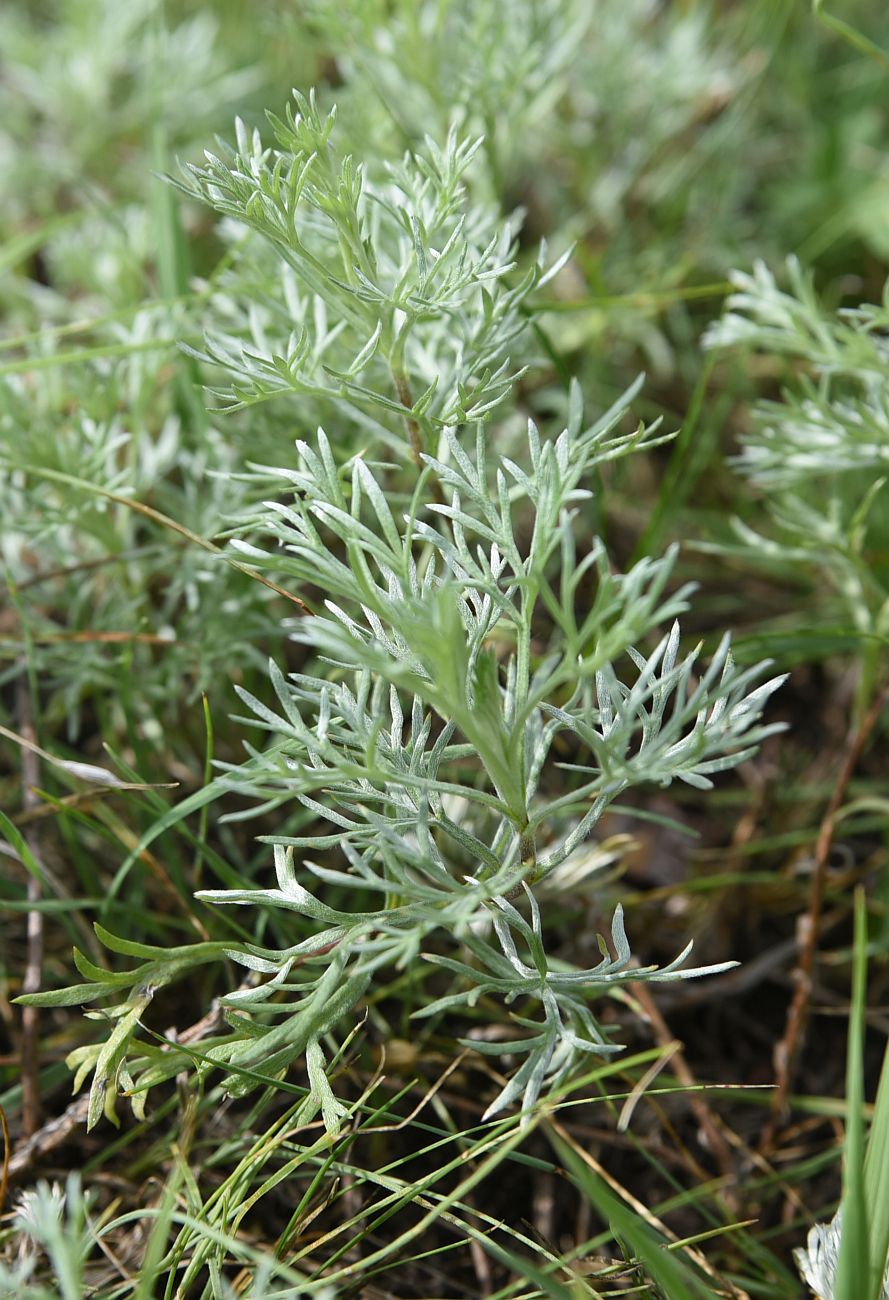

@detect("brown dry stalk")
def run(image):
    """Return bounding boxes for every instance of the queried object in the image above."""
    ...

[7,1095,92,1184]
[760,681,889,1155]
[11,469,310,612]
[630,981,738,1210]
[392,369,424,468]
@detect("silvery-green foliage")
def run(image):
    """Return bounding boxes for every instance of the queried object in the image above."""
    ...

[0,0,261,222]
[1,1171,327,1300]
[0,0,789,753]
[176,98,562,445]
[10,27,791,1137]
[704,258,889,675]
[0,0,278,745]
[290,0,750,386]
[6,1176,92,1300]
[795,1210,889,1300]
[16,75,786,1129]
[298,0,590,188]
[0,356,277,736]
[180,370,782,1120]
[705,258,889,487]
[563,0,738,230]
[29,436,783,1123]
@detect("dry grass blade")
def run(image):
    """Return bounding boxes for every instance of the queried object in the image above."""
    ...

[762,683,889,1155]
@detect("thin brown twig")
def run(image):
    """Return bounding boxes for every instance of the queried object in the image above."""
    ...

[10,470,310,612]
[630,981,738,1212]
[13,547,162,591]
[392,369,424,469]
[363,1049,470,1135]
[12,785,175,829]
[760,682,889,1156]
[545,1116,751,1300]
[7,1095,91,1183]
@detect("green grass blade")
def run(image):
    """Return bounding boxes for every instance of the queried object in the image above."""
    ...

[836,888,871,1299]
[548,1129,720,1300]
[864,1033,889,1294]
